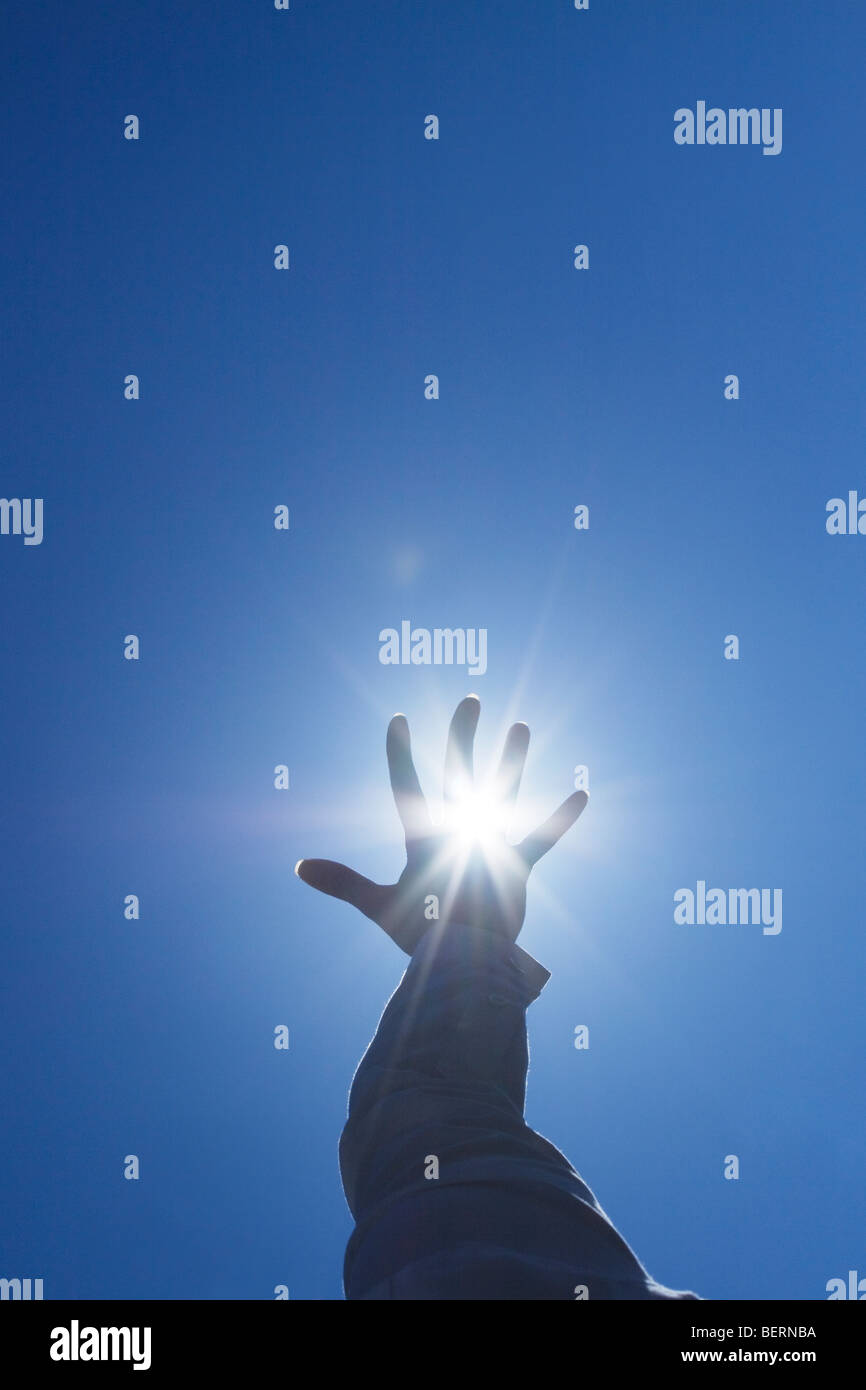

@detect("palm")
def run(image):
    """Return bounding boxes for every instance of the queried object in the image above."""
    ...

[295,696,588,953]
[381,826,529,952]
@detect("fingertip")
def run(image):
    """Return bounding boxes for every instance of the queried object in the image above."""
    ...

[293,859,306,878]
[387,715,411,755]
[456,694,481,724]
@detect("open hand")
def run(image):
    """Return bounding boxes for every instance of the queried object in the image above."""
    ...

[295,695,588,954]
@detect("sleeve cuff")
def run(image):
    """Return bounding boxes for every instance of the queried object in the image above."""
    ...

[509,940,552,1001]
[410,920,551,1002]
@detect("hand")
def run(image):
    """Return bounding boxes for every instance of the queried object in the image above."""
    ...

[295,695,588,954]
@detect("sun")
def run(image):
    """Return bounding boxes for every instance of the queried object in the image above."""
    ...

[443,787,511,853]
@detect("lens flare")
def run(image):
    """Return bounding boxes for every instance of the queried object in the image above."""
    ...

[445,788,510,852]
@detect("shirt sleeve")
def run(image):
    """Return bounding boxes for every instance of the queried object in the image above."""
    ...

[339,920,552,1221]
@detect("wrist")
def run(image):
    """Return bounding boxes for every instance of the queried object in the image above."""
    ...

[409,918,551,1002]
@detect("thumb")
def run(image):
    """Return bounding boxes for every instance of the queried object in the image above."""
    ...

[294,858,385,921]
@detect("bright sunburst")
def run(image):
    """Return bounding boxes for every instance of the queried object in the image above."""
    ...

[443,786,511,853]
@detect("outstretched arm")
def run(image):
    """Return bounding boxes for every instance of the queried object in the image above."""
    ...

[294,697,699,1299]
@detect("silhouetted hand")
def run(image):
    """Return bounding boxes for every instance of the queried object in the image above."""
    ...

[295,695,588,954]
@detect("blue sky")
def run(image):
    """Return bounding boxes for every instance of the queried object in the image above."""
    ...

[1,0,864,1300]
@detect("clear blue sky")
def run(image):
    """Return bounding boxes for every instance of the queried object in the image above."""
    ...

[2,0,864,1300]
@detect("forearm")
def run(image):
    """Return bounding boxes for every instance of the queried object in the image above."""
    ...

[337,918,701,1300]
[352,920,545,1100]
[339,920,581,1221]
